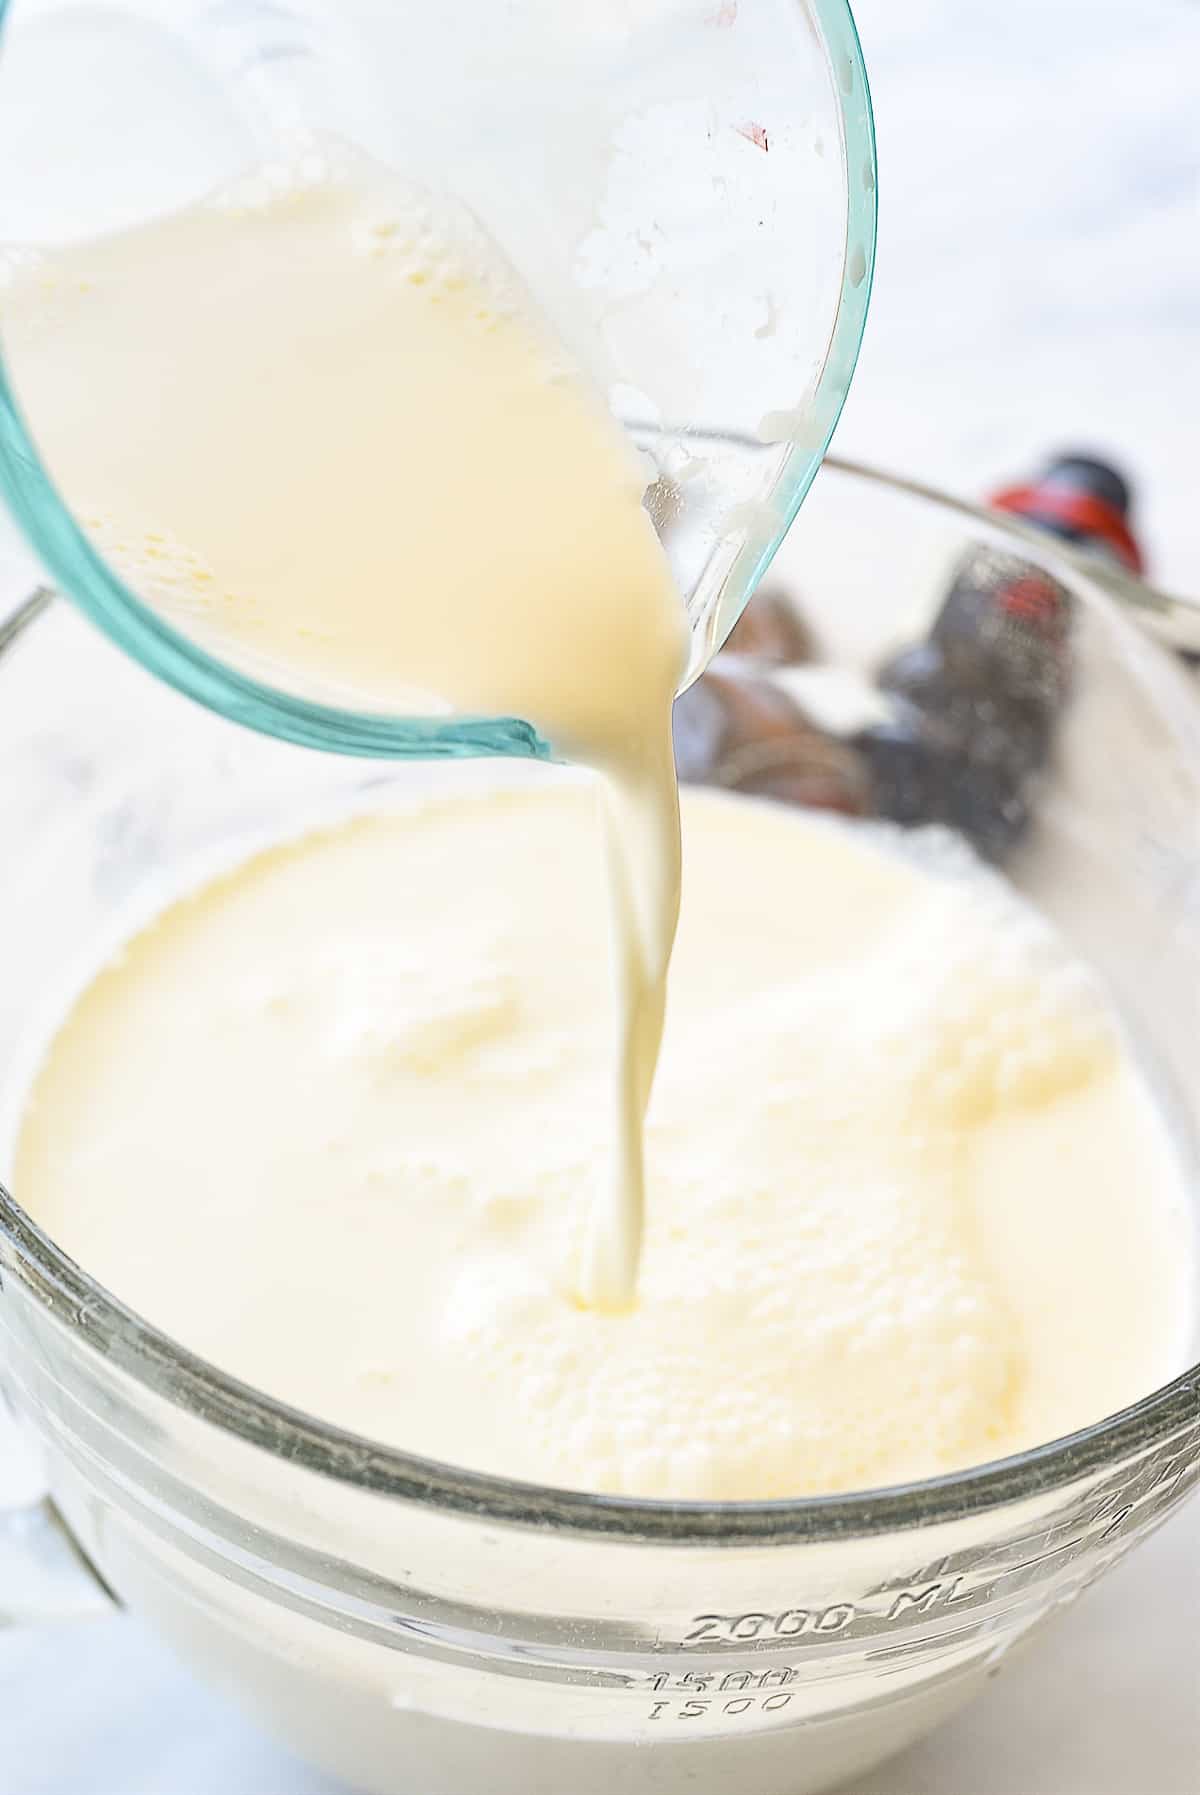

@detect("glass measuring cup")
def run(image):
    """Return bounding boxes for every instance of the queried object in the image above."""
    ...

[1,460,1197,1795]
[0,0,875,758]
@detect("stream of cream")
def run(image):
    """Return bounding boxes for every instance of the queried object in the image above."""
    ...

[0,147,686,1307]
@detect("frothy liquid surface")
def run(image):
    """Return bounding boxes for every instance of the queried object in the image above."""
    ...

[0,152,686,1307]
[14,786,1193,1500]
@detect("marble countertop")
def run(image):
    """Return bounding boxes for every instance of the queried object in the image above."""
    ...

[2,1,1199,1791]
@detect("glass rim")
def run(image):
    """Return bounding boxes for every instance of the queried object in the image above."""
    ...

[0,0,878,761]
[3,1176,1197,1547]
[0,457,1197,1547]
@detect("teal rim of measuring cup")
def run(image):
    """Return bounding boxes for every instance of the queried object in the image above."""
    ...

[0,0,876,762]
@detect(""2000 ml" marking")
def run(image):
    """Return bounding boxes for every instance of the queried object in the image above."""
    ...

[682,1605,855,1645]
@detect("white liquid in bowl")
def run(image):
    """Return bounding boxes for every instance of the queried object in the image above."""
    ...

[12,783,1193,1501]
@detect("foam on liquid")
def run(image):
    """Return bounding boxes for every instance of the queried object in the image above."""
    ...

[12,785,1193,1500]
[0,149,686,1309]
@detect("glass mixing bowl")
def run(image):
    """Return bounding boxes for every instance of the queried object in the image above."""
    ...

[1,461,1198,1795]
[0,0,875,756]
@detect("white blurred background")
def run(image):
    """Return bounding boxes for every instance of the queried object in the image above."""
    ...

[839,0,1200,593]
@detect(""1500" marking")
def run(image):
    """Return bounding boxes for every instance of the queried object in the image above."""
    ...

[649,1693,794,1721]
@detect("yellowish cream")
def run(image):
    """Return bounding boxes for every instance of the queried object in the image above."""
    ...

[14,785,1192,1499]
[0,150,686,1307]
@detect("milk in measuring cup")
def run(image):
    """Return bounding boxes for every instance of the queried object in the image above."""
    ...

[0,145,686,1310]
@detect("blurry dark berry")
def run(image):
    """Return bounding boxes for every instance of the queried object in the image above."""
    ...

[947,756,1033,862]
[853,709,956,830]
[930,548,1073,716]
[877,639,951,712]
[674,660,871,816]
[724,587,819,665]
[856,696,1037,864]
